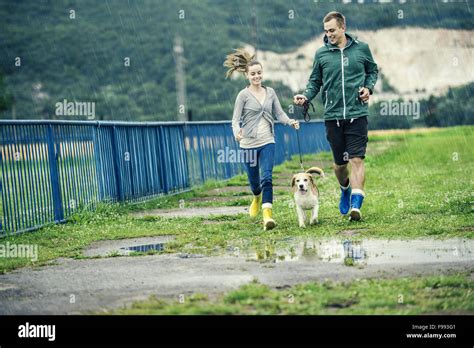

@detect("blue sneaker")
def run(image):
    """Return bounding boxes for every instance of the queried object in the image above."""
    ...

[349,189,365,221]
[339,184,351,215]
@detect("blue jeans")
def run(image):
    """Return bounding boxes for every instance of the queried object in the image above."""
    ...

[243,143,275,205]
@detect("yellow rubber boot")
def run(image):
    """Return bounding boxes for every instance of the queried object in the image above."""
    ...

[263,208,276,231]
[249,193,262,217]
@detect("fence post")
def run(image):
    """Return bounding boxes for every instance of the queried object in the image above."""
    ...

[110,125,124,202]
[222,125,231,179]
[158,126,169,194]
[181,122,190,189]
[142,127,151,195]
[46,125,64,222]
[197,126,206,184]
[125,129,134,198]
[92,124,104,201]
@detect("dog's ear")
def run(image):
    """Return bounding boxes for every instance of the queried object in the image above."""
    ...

[308,174,318,195]
[291,175,297,192]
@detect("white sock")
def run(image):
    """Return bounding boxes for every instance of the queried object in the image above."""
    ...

[340,182,351,190]
[351,189,365,197]
[262,203,272,209]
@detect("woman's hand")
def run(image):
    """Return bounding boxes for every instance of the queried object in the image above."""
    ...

[235,129,243,142]
[289,119,300,130]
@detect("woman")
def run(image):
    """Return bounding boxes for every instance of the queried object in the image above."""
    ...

[224,49,299,231]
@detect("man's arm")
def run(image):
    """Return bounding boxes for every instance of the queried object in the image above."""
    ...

[363,43,378,94]
[294,52,323,105]
[303,53,323,101]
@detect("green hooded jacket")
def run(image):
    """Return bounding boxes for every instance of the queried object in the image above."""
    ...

[303,33,378,121]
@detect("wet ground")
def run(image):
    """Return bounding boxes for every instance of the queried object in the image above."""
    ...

[0,146,471,314]
[0,236,472,314]
[131,206,247,218]
[231,238,474,265]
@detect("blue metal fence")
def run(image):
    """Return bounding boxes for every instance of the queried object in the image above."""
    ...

[0,120,329,236]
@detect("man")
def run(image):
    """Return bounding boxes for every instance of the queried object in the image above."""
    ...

[294,11,378,221]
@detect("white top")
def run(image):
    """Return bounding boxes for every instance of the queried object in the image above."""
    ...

[239,117,275,149]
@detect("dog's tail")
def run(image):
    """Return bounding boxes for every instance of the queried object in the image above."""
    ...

[306,166,325,177]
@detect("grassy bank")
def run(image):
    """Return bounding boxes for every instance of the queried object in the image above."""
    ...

[109,273,474,315]
[0,126,472,273]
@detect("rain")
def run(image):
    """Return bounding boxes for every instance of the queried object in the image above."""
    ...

[0,0,472,343]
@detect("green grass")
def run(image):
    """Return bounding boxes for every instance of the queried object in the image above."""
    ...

[0,126,473,274]
[108,273,474,315]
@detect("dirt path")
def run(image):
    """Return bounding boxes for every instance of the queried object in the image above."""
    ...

[131,206,247,218]
[1,237,472,314]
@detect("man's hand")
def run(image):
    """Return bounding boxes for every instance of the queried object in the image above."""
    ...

[235,129,243,142]
[288,119,300,130]
[293,94,307,105]
[359,87,370,103]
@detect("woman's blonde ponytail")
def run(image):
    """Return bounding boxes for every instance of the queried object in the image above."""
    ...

[223,48,260,79]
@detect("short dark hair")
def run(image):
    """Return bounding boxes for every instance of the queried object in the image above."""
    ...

[323,11,346,28]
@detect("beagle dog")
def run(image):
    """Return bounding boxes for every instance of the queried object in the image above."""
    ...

[291,167,325,228]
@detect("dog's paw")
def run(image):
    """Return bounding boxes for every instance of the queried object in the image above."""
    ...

[310,219,318,225]
[299,223,306,228]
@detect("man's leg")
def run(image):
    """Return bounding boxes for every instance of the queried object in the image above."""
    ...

[348,157,365,190]
[334,162,352,215]
[345,117,369,221]
[325,120,351,215]
[334,163,350,187]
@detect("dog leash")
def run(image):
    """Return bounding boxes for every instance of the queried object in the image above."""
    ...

[296,128,305,172]
[295,99,315,171]
[302,100,315,122]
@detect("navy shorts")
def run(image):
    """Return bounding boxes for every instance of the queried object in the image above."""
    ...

[325,116,368,165]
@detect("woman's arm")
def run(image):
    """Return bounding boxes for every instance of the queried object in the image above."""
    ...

[271,88,300,129]
[232,92,245,139]
[271,88,292,125]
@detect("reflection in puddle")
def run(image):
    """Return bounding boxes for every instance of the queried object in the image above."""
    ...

[343,241,365,266]
[230,238,474,266]
[121,243,165,253]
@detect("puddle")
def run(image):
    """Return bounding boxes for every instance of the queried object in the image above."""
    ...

[122,243,165,253]
[227,238,474,266]
[85,235,474,267]
[83,236,175,257]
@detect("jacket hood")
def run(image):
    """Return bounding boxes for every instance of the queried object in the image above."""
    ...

[324,32,358,49]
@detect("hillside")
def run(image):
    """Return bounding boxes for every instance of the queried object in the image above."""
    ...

[253,28,474,102]
[0,0,473,121]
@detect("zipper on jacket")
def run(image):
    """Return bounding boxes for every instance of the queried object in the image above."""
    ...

[324,91,328,109]
[340,48,346,119]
